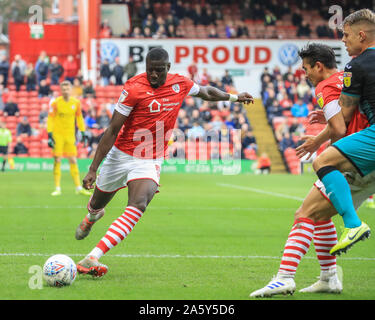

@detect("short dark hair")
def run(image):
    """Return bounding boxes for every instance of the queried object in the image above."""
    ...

[146,47,169,62]
[298,43,337,69]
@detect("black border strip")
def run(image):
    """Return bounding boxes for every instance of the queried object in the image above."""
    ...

[332,145,365,177]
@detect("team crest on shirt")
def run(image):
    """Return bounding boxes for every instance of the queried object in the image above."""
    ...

[317,93,324,108]
[119,90,128,103]
[172,84,180,93]
[343,72,352,88]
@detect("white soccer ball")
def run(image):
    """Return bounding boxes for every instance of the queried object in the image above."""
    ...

[43,254,77,287]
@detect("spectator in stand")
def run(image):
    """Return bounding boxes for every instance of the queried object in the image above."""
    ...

[153,25,168,39]
[292,8,303,27]
[16,116,32,137]
[112,57,125,85]
[316,24,334,38]
[39,103,49,124]
[143,26,153,38]
[138,0,154,21]
[142,14,157,33]
[296,77,311,99]
[100,59,112,86]
[83,80,96,98]
[264,10,277,26]
[99,19,113,38]
[236,20,250,38]
[0,55,9,88]
[279,132,296,152]
[187,62,198,81]
[13,136,28,155]
[11,56,26,92]
[187,121,206,140]
[166,24,177,38]
[172,0,185,20]
[208,26,219,38]
[49,56,64,85]
[291,98,309,118]
[203,6,217,26]
[35,51,49,85]
[267,99,283,123]
[225,21,236,38]
[179,117,192,135]
[221,70,233,86]
[191,5,203,26]
[85,109,99,129]
[72,78,83,98]
[38,79,52,98]
[297,20,312,37]
[131,26,144,38]
[25,63,37,92]
[0,83,6,111]
[242,130,257,152]
[124,56,137,80]
[257,152,271,174]
[289,117,305,137]
[3,95,19,117]
[63,55,78,83]
[96,107,111,129]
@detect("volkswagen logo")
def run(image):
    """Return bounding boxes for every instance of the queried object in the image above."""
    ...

[278,44,300,66]
[101,42,120,64]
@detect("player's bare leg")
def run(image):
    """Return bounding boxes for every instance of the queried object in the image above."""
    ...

[77,179,158,278]
[75,187,116,240]
[51,156,62,196]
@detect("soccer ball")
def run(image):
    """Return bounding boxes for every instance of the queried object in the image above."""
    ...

[43,254,77,287]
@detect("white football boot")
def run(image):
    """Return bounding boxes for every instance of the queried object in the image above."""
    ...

[250,275,296,298]
[299,266,343,293]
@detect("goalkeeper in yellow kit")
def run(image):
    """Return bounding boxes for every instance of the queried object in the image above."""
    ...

[47,81,91,196]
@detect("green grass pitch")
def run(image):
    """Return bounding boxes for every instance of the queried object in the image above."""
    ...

[1,171,375,300]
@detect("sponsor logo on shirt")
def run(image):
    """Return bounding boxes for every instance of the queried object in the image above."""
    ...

[317,92,324,108]
[343,72,352,87]
[172,84,180,93]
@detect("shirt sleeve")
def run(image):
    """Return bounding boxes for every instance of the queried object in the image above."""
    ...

[188,83,200,96]
[316,83,341,121]
[75,100,86,132]
[115,83,137,117]
[47,100,57,133]
[342,60,363,97]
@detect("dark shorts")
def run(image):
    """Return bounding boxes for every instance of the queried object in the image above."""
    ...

[0,146,8,155]
[333,124,375,176]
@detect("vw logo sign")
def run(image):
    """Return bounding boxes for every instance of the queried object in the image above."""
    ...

[101,42,120,64]
[278,44,300,66]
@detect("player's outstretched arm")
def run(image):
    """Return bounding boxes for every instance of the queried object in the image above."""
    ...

[195,85,254,104]
[83,110,127,190]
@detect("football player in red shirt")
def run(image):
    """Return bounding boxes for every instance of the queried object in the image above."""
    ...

[251,43,372,298]
[74,48,254,277]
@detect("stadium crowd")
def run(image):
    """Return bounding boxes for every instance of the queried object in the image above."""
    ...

[99,0,369,40]
[0,51,258,161]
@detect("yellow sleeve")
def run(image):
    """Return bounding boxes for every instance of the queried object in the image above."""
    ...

[75,100,85,132]
[47,101,57,133]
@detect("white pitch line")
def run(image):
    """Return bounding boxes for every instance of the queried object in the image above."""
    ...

[217,183,305,201]
[1,252,374,261]
[0,205,294,211]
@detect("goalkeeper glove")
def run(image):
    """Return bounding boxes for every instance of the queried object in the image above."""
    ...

[81,131,89,147]
[48,132,55,148]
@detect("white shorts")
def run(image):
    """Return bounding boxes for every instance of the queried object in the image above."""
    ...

[96,146,163,193]
[314,171,375,209]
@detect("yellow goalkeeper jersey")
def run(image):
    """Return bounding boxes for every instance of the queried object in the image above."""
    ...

[47,96,85,136]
